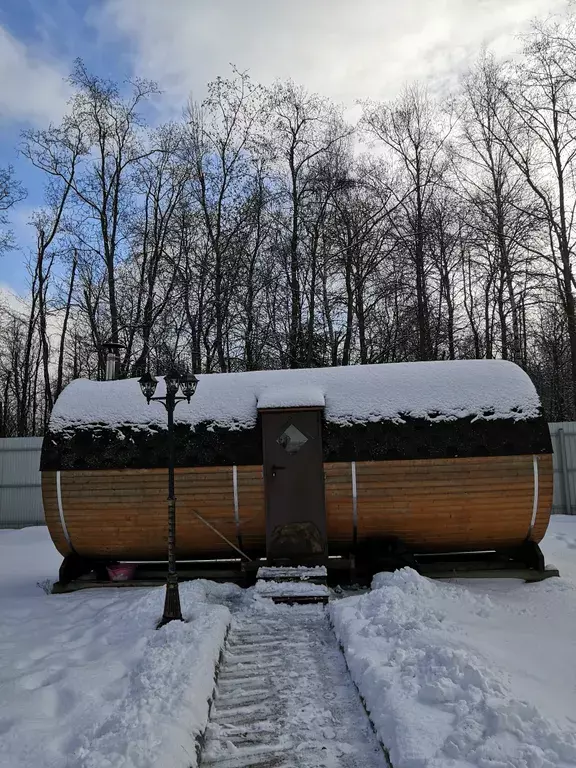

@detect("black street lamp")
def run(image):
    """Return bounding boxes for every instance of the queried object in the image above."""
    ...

[138,369,199,627]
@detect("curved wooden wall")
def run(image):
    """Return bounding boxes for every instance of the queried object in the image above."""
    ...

[42,466,265,560]
[42,454,553,560]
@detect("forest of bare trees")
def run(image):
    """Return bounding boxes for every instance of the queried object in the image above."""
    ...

[2,16,576,436]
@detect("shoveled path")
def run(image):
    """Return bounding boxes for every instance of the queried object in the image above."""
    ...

[200,602,389,768]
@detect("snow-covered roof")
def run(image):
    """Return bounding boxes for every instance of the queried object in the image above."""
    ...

[256,385,326,410]
[48,360,542,434]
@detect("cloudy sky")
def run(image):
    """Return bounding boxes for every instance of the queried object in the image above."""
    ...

[0,0,569,294]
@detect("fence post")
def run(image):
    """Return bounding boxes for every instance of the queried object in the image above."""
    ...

[557,428,572,515]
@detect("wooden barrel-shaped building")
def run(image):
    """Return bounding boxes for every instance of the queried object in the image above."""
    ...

[41,360,554,583]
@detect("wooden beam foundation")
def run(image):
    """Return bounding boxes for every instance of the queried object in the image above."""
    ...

[51,541,559,594]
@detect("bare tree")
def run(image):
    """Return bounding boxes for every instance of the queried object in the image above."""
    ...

[0,166,26,254]
[454,53,539,363]
[21,122,84,411]
[184,71,262,371]
[126,124,187,373]
[7,39,576,429]
[263,81,352,367]
[493,24,576,412]
[364,86,454,360]
[64,60,159,347]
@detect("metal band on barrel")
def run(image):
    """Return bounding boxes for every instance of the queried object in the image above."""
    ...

[529,455,539,534]
[232,465,242,549]
[351,461,358,546]
[56,470,74,550]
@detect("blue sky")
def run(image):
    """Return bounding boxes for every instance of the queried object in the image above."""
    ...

[0,0,569,297]
[0,0,130,293]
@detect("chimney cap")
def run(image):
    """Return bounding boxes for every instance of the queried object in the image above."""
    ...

[102,340,125,353]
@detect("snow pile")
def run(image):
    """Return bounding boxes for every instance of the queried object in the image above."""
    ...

[0,528,232,768]
[331,566,576,768]
[49,359,541,433]
[71,599,229,768]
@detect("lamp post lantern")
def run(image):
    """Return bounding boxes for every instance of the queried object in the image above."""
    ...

[138,369,199,628]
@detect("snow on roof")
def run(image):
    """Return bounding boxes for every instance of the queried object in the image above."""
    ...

[48,360,542,434]
[256,385,326,410]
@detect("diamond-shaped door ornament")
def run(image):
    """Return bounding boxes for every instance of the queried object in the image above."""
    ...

[277,424,309,454]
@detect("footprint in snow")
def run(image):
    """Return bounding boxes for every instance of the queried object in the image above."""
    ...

[19,667,66,691]
[0,718,14,736]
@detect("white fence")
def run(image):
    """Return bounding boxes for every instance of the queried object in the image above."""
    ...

[549,423,576,515]
[0,438,44,528]
[1,426,576,529]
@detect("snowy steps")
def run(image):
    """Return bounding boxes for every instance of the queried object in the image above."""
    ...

[200,608,389,768]
[203,755,289,768]
[254,567,330,605]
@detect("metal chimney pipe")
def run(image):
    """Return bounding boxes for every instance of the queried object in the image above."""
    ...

[102,341,124,381]
[105,352,117,381]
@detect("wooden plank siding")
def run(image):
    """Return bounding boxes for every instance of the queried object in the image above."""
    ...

[235,466,266,552]
[324,462,354,547]
[42,454,553,560]
[355,454,553,550]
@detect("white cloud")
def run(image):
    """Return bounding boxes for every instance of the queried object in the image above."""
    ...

[0,24,71,126]
[0,281,66,355]
[0,282,27,314]
[98,0,569,113]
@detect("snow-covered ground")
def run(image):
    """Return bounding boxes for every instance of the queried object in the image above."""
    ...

[2,520,576,768]
[541,515,576,583]
[0,527,231,768]
[332,516,576,768]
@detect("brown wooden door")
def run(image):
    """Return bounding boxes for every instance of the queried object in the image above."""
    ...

[261,408,327,565]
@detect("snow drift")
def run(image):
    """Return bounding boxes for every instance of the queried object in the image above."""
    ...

[331,566,576,768]
[0,528,232,768]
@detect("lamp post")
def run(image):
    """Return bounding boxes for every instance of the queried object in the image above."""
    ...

[138,370,199,627]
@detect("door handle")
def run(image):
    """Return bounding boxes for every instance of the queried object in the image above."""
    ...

[271,464,285,478]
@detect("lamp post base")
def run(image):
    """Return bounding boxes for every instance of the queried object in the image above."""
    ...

[157,577,184,628]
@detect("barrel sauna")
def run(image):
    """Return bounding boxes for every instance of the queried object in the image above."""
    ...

[41,360,554,585]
